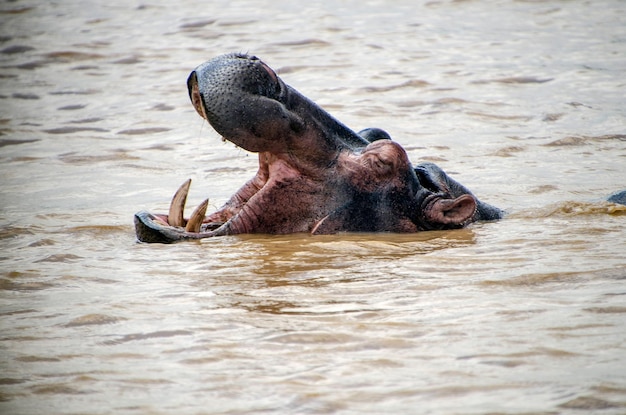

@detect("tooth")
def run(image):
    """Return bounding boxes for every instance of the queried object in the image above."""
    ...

[168,179,191,227]
[185,199,208,232]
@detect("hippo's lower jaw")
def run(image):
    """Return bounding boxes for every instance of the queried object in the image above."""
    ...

[134,207,351,243]
[134,211,221,243]
[134,211,201,244]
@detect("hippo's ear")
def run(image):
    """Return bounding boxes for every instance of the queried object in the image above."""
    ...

[425,194,476,226]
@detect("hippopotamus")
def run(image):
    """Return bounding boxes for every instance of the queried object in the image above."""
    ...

[134,53,503,243]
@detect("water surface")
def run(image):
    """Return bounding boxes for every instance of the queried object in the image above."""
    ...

[1,1,625,414]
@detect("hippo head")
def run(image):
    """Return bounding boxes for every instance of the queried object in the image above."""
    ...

[134,53,496,243]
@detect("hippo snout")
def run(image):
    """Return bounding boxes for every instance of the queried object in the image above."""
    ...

[185,53,310,153]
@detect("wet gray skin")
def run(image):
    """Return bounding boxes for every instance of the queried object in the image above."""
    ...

[134,53,503,243]
[607,190,626,205]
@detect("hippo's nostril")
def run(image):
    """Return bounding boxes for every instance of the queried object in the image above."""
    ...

[260,61,278,83]
[187,71,208,120]
[186,71,197,99]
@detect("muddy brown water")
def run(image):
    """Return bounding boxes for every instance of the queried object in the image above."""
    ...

[1,1,625,414]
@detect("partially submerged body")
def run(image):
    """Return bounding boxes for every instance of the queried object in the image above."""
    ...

[134,53,504,243]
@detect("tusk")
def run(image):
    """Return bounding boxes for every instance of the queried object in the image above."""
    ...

[185,199,208,232]
[168,179,191,227]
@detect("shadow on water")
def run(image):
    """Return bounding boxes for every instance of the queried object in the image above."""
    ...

[164,229,479,316]
[193,228,477,281]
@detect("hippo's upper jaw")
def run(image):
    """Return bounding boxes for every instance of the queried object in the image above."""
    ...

[187,54,295,154]
[134,53,501,243]
[187,53,368,162]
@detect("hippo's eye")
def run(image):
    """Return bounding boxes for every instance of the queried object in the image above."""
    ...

[362,153,393,176]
